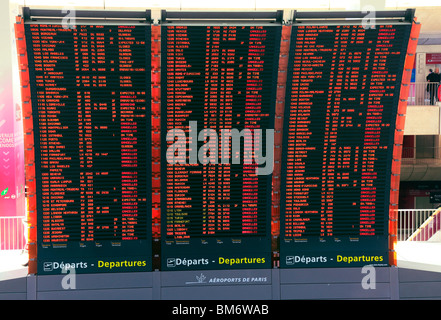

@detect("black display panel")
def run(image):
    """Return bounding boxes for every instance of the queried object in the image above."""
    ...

[25,23,152,274]
[161,25,281,270]
[280,23,411,268]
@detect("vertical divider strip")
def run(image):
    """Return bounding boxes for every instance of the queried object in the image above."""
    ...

[151,24,161,270]
[14,16,37,274]
[389,19,420,266]
[272,25,292,268]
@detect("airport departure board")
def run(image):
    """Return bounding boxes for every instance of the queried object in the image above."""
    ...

[280,23,411,268]
[161,25,281,270]
[25,23,152,274]
[20,9,415,274]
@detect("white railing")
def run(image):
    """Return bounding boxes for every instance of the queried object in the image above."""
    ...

[0,216,26,251]
[407,82,441,106]
[398,209,441,242]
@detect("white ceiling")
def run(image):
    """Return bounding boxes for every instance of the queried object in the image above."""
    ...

[10,0,441,44]
[409,7,441,45]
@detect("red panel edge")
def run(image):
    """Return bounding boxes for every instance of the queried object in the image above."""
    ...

[151,25,161,242]
[271,25,291,267]
[388,19,421,267]
[14,17,37,275]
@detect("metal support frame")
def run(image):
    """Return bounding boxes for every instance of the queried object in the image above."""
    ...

[292,8,415,24]
[160,10,284,24]
[22,7,152,23]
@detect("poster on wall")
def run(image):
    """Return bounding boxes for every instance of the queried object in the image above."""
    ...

[426,53,441,64]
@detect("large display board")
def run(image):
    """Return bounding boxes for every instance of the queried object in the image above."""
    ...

[19,9,416,274]
[25,22,152,274]
[280,23,411,268]
[161,24,281,270]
